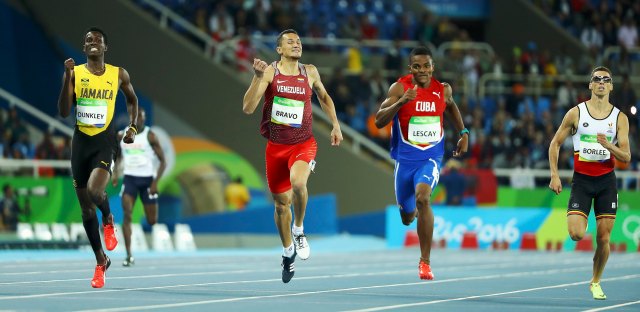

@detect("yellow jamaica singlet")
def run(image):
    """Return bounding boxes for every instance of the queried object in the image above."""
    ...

[73,63,118,136]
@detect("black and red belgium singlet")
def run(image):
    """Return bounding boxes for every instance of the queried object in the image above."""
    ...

[260,62,313,145]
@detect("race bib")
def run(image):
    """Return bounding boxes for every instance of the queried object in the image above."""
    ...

[271,96,304,128]
[124,148,147,167]
[408,116,441,145]
[76,98,107,128]
[579,134,611,161]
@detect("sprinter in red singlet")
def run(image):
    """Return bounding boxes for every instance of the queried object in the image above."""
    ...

[242,29,343,283]
[549,66,631,300]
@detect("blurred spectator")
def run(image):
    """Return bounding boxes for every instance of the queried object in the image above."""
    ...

[340,15,362,40]
[344,39,364,74]
[416,11,436,44]
[384,40,404,83]
[439,159,466,206]
[612,74,637,117]
[5,107,28,146]
[557,79,578,109]
[225,177,250,210]
[617,16,638,50]
[12,132,34,159]
[35,131,57,160]
[235,27,255,72]
[0,184,21,232]
[209,3,234,42]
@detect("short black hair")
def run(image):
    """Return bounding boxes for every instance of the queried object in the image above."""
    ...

[591,66,612,78]
[277,29,298,47]
[85,26,108,45]
[2,183,10,193]
[409,46,433,60]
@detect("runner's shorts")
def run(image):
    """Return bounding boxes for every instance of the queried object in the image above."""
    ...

[568,171,617,220]
[121,175,158,204]
[265,137,317,194]
[394,157,442,214]
[71,129,117,189]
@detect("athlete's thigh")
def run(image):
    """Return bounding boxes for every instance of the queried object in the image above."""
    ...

[266,141,293,194]
[138,177,158,205]
[394,161,418,214]
[413,158,442,193]
[121,175,140,200]
[567,175,594,219]
[594,174,618,220]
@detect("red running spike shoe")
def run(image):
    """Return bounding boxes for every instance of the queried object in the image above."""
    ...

[91,256,111,288]
[419,260,434,280]
[103,214,118,251]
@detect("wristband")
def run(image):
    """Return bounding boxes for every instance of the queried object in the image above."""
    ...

[459,128,469,136]
[129,124,138,134]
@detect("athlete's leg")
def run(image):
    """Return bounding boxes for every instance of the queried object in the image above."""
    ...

[567,215,588,241]
[592,218,614,283]
[87,168,112,223]
[76,188,107,265]
[415,183,434,264]
[395,162,418,225]
[143,203,158,225]
[290,160,311,228]
[272,190,293,248]
[121,193,135,258]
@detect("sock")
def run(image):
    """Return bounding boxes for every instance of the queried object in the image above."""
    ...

[292,225,304,236]
[96,192,111,222]
[82,215,103,251]
[283,243,295,257]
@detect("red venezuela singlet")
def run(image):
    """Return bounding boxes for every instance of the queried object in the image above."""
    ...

[390,74,446,161]
[260,62,313,144]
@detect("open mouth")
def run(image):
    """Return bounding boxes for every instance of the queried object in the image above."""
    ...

[90,47,99,52]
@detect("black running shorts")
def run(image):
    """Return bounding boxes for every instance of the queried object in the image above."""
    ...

[567,171,617,220]
[71,128,117,189]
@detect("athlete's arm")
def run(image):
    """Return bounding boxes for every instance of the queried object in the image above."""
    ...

[375,82,415,128]
[242,58,274,114]
[308,64,343,146]
[148,130,167,196]
[57,58,76,118]
[111,131,124,187]
[549,107,578,194]
[443,83,468,157]
[598,112,631,163]
[119,68,139,144]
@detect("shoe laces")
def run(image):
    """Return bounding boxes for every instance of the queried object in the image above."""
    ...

[294,234,307,249]
[93,264,106,279]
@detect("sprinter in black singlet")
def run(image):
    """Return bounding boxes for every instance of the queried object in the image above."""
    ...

[57,27,139,288]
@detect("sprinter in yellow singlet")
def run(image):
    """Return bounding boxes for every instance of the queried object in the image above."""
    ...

[57,27,139,289]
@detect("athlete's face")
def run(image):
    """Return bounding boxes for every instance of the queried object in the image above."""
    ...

[277,33,302,59]
[408,55,434,85]
[589,71,613,96]
[83,31,107,57]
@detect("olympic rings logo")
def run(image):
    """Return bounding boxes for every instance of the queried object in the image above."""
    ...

[622,215,640,244]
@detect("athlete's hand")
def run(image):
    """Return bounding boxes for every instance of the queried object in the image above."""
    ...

[399,84,418,105]
[453,134,468,157]
[549,176,562,195]
[123,127,136,144]
[252,58,268,78]
[331,126,343,146]
[64,58,75,72]
[111,174,119,187]
[596,133,612,149]
[150,180,158,196]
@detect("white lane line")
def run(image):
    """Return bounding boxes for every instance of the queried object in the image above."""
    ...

[344,274,640,312]
[0,255,600,286]
[582,300,640,312]
[65,265,640,312]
